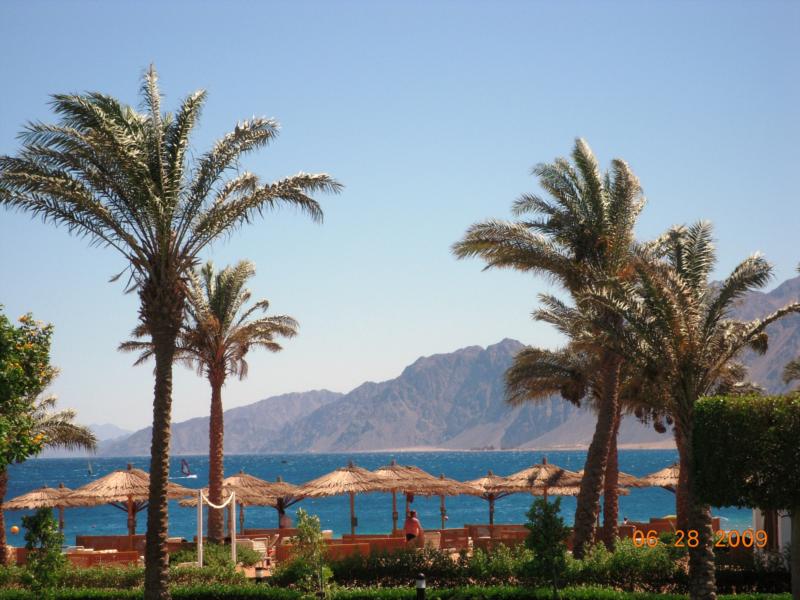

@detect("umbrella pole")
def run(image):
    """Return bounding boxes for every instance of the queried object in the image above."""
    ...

[239,503,245,533]
[197,489,204,567]
[231,492,237,565]
[392,490,398,533]
[127,496,135,536]
[277,498,285,529]
[58,505,65,532]
[440,495,446,530]
[349,491,356,535]
[543,487,548,504]
[489,495,495,527]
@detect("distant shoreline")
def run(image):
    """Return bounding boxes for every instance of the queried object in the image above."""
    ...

[33,443,677,459]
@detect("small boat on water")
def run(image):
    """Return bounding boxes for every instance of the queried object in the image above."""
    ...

[179,459,197,479]
[87,461,95,477]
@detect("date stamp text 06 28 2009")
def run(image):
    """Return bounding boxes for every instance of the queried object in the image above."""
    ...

[632,529,768,549]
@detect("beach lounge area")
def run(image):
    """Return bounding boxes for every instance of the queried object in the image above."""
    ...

[4,457,737,579]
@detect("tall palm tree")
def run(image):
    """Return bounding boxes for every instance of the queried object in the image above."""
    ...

[506,314,666,549]
[590,222,800,600]
[0,388,97,565]
[0,67,340,599]
[452,138,645,556]
[121,260,297,542]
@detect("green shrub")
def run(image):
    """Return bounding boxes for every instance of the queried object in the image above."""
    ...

[0,566,24,588]
[293,508,333,596]
[55,566,144,590]
[325,547,466,588]
[170,565,248,587]
[563,539,686,592]
[0,585,791,600]
[655,533,688,562]
[21,508,66,595]
[524,497,570,593]
[465,545,533,584]
[169,542,261,569]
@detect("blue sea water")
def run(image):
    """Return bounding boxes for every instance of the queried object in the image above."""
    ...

[6,450,752,545]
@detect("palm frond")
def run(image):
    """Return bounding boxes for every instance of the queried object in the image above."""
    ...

[783,358,800,384]
[505,346,588,407]
[31,394,97,452]
[703,254,772,335]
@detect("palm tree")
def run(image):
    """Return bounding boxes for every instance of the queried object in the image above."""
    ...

[506,317,666,549]
[453,138,645,556]
[0,67,340,599]
[590,222,800,600]
[782,265,800,387]
[0,389,97,565]
[121,260,297,542]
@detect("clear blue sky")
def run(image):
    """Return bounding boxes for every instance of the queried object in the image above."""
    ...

[1,1,798,430]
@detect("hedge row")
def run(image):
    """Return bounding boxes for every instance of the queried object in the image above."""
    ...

[0,586,791,600]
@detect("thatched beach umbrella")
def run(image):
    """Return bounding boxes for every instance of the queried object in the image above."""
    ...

[505,457,584,502]
[67,464,192,535]
[180,484,270,534]
[576,469,646,489]
[297,462,391,535]
[373,460,447,532]
[264,476,303,528]
[180,471,300,531]
[5,483,72,531]
[466,470,521,526]
[640,462,679,492]
[434,473,483,530]
[385,470,480,530]
[222,471,281,531]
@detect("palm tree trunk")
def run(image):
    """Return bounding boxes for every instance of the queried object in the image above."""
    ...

[678,415,716,600]
[790,509,799,600]
[675,426,690,532]
[687,496,716,600]
[144,331,177,600]
[572,352,621,559]
[0,469,8,566]
[602,404,622,549]
[207,373,225,543]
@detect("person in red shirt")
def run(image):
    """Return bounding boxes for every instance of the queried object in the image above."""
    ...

[404,510,424,545]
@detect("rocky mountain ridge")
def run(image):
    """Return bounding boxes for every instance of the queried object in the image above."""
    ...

[94,276,800,456]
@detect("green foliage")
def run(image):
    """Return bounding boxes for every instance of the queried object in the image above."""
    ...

[0,311,55,467]
[321,547,465,588]
[655,533,687,562]
[50,564,245,590]
[0,584,792,600]
[524,497,570,593]
[325,545,532,589]
[54,566,144,590]
[21,508,65,594]
[272,509,332,595]
[2,539,785,595]
[564,539,686,592]
[0,565,24,587]
[693,394,800,510]
[466,545,533,584]
[169,542,261,569]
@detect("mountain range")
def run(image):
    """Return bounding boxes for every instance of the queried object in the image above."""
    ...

[95,275,800,456]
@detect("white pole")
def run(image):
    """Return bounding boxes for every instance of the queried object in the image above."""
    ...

[197,489,204,567]
[231,491,237,565]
